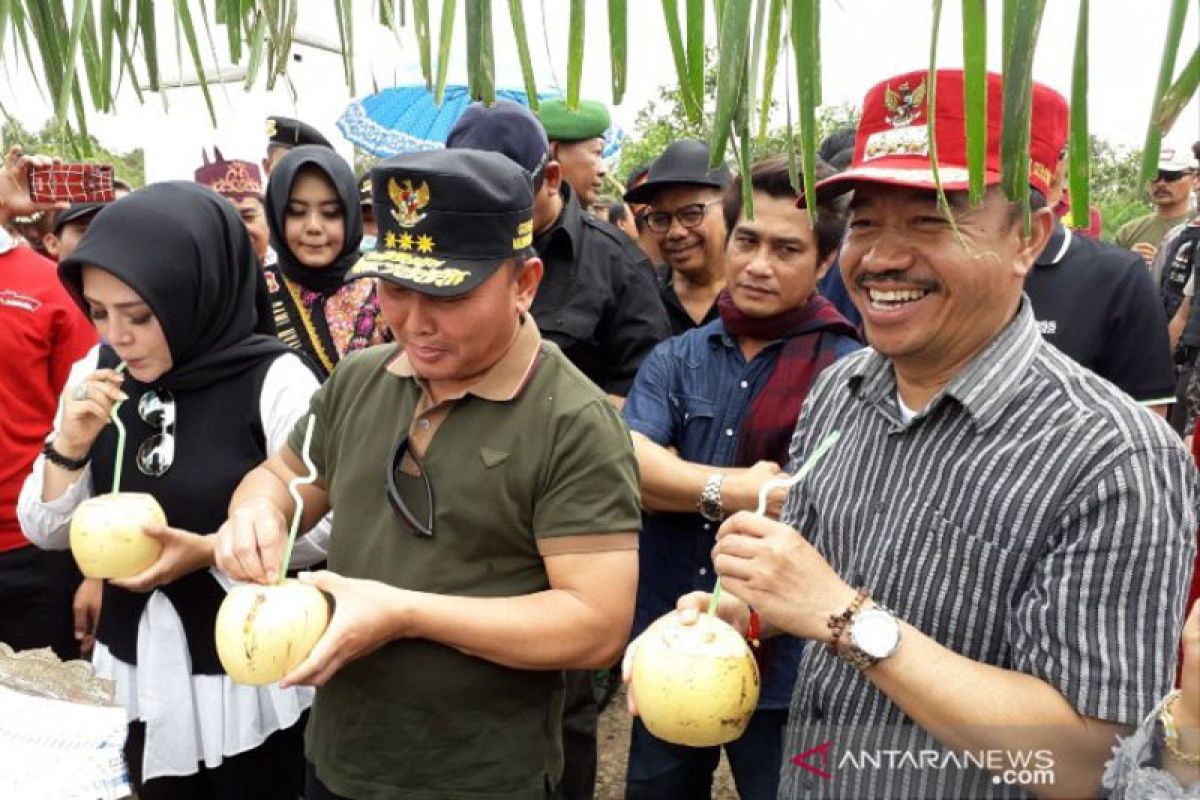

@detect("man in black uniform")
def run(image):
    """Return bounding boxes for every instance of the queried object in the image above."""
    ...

[1024,85,1175,415]
[447,99,670,401]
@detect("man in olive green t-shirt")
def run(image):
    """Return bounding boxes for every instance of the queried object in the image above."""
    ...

[217,149,640,800]
[1115,146,1195,264]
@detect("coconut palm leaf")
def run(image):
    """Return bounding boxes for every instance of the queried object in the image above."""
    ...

[608,0,626,105]
[710,0,750,166]
[566,0,583,108]
[1141,0,1190,183]
[1156,44,1199,135]
[1000,0,1046,227]
[790,0,819,220]
[507,0,540,108]
[434,0,457,104]
[962,0,986,204]
[661,0,701,123]
[467,0,495,103]
[1068,0,1090,231]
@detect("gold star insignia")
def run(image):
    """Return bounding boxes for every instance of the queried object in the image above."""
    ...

[384,231,399,249]
[399,232,414,251]
[416,234,435,254]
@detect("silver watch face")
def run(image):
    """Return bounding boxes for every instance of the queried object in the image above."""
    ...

[850,608,901,659]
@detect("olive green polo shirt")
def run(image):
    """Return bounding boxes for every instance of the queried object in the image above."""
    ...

[288,319,640,799]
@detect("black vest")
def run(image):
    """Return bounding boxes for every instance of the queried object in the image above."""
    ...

[1167,228,1200,349]
[89,357,274,674]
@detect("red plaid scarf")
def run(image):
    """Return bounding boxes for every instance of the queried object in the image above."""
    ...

[719,290,860,468]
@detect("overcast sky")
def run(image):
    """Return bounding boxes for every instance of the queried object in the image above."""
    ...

[0,0,1195,178]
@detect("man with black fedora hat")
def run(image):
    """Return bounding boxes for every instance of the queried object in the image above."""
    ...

[217,147,640,800]
[625,140,732,335]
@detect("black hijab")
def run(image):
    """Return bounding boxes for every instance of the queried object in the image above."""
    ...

[59,182,293,392]
[265,145,363,294]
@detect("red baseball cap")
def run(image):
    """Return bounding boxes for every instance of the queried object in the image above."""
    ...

[814,69,1068,202]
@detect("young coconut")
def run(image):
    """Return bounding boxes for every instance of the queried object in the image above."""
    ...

[631,612,760,747]
[69,492,166,579]
[215,579,331,686]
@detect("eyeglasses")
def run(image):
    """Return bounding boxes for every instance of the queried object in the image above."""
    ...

[386,435,435,538]
[1154,170,1193,183]
[644,199,723,233]
[136,389,175,477]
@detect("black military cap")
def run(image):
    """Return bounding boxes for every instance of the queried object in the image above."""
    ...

[348,149,534,297]
[52,202,106,236]
[266,116,333,150]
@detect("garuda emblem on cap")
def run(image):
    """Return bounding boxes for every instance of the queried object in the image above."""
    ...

[389,178,431,228]
[884,78,927,128]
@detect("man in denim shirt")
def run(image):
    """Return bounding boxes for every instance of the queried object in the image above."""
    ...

[622,156,861,800]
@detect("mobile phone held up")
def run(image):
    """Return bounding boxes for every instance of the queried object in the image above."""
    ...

[27,163,115,204]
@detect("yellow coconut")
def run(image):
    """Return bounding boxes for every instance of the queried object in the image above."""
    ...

[630,612,760,747]
[215,579,331,686]
[69,493,166,579]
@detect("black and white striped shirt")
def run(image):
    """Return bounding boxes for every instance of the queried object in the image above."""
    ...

[778,299,1199,799]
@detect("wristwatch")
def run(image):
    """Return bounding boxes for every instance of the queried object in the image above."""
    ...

[698,473,725,521]
[840,605,902,670]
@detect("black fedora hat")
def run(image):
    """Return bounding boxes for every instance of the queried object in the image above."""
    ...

[623,140,731,204]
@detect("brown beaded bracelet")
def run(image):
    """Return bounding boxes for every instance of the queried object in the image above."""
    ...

[825,587,870,655]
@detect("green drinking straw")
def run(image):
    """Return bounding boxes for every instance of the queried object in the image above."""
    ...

[708,430,842,617]
[277,415,318,584]
[108,362,129,492]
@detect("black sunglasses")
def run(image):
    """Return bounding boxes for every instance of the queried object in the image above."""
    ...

[386,435,435,538]
[644,199,722,233]
[136,389,175,477]
[1155,170,1193,183]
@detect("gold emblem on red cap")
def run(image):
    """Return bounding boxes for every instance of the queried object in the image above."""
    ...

[388,178,431,228]
[884,78,927,128]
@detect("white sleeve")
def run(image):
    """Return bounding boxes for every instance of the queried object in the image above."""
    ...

[1185,273,1194,298]
[16,346,102,550]
[257,353,331,568]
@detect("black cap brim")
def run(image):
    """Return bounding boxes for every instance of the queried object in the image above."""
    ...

[53,203,105,236]
[346,249,508,298]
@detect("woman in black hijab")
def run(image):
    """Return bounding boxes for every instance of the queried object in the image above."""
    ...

[263,145,390,378]
[19,182,327,799]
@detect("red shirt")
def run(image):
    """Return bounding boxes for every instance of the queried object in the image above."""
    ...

[0,242,97,552]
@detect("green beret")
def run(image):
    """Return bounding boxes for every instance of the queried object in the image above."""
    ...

[537,99,611,142]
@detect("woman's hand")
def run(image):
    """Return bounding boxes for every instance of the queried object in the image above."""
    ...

[110,525,215,592]
[1177,600,1199,730]
[55,369,127,460]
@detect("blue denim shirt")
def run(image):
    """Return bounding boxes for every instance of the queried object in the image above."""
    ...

[623,319,860,709]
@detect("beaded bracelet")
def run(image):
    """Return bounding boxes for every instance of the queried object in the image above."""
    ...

[825,587,870,655]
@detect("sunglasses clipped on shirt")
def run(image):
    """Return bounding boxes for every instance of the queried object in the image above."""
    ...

[643,198,723,234]
[136,389,175,477]
[386,435,435,538]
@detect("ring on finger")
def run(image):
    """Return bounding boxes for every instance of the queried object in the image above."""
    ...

[72,383,89,402]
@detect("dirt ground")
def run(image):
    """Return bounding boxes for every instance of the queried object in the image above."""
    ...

[595,684,738,800]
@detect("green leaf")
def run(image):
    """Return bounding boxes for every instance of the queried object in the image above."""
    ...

[0,0,11,52]
[413,0,432,88]
[999,0,1046,225]
[1156,44,1199,135]
[607,0,626,105]
[709,0,749,166]
[137,0,159,90]
[243,8,267,88]
[1001,0,1015,62]
[507,0,539,108]
[466,0,494,103]
[173,0,217,125]
[333,0,355,96]
[55,0,90,123]
[434,0,457,105]
[661,0,701,123]
[790,0,819,220]
[962,0,986,204]
[757,0,784,143]
[926,0,953,223]
[1068,0,1090,231]
[566,0,583,109]
[1140,0,1189,184]
[686,0,704,115]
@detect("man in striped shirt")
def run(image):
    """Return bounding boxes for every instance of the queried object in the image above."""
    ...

[662,70,1199,798]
